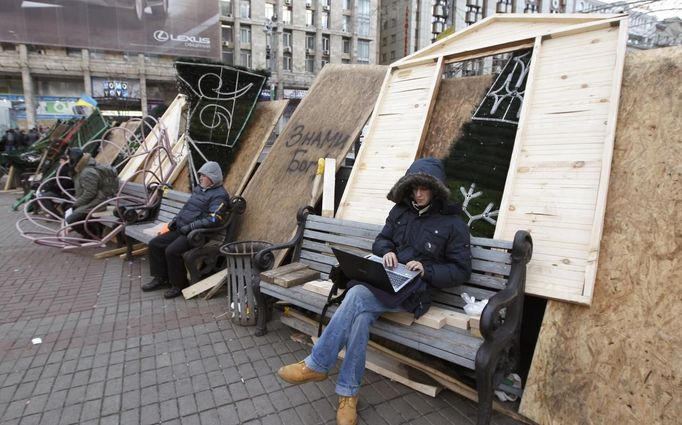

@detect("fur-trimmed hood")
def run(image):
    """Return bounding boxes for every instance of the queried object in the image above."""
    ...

[387,158,450,204]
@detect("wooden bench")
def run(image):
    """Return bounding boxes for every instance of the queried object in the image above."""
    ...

[250,207,532,425]
[124,189,246,283]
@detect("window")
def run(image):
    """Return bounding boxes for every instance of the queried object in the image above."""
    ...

[240,26,251,44]
[382,53,386,62]
[222,24,233,44]
[322,36,330,52]
[390,34,396,43]
[321,11,329,29]
[383,20,388,30]
[341,15,351,32]
[306,34,315,50]
[306,56,315,73]
[390,50,396,60]
[343,37,351,54]
[358,0,370,15]
[306,9,314,26]
[357,16,370,36]
[240,0,250,18]
[357,40,370,64]
[265,3,275,20]
[282,7,292,24]
[221,0,232,16]
[240,50,252,68]
[283,54,292,71]
[283,31,292,48]
[321,59,328,69]
[342,0,351,10]
[222,49,234,64]
[382,37,387,46]
[66,47,81,57]
[391,18,397,27]
[306,0,313,7]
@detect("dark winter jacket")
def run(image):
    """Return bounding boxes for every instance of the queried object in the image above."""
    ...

[363,158,472,317]
[72,154,120,215]
[172,162,230,232]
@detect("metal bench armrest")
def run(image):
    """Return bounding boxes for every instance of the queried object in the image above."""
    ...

[252,206,314,272]
[186,196,247,247]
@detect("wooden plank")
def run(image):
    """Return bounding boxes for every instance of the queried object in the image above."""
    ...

[301,279,340,297]
[273,268,320,288]
[223,100,288,196]
[495,23,626,304]
[182,270,227,300]
[118,94,186,182]
[235,65,387,267]
[3,166,15,191]
[259,262,308,283]
[119,247,148,258]
[321,157,336,218]
[94,243,144,259]
[336,61,439,223]
[382,312,415,326]
[520,46,682,425]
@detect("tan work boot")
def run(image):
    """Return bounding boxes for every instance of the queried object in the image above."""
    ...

[337,395,359,425]
[277,360,327,384]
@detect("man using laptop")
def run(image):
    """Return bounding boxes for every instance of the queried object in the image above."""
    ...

[278,158,472,425]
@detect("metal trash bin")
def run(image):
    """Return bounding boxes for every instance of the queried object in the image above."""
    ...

[219,240,272,326]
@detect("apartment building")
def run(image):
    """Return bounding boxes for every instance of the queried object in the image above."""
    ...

[219,0,380,99]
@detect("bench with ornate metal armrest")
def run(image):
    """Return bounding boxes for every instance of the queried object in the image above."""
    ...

[250,206,532,425]
[123,190,246,283]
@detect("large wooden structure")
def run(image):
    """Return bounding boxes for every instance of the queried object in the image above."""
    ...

[336,14,629,305]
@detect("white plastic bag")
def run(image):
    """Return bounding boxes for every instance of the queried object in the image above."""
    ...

[461,293,488,316]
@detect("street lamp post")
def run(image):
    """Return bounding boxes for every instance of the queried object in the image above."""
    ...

[263,18,278,100]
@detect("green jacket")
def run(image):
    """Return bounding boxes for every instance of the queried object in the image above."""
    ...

[72,154,120,214]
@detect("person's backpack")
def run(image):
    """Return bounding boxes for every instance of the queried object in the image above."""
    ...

[318,264,351,337]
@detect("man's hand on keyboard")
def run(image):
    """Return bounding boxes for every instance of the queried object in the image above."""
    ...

[383,252,398,268]
[406,260,425,277]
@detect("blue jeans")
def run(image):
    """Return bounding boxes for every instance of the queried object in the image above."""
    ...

[304,285,403,396]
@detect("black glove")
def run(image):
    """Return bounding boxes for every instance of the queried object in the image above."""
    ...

[168,221,177,231]
[179,224,191,235]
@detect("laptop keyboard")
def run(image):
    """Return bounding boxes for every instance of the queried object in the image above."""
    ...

[387,271,410,290]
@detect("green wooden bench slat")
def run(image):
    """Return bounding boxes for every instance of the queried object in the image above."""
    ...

[304,219,381,240]
[302,229,376,251]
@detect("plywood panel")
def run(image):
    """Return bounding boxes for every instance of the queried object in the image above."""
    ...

[336,61,442,224]
[495,24,626,304]
[235,65,387,264]
[520,46,682,425]
[421,75,494,159]
[223,100,288,196]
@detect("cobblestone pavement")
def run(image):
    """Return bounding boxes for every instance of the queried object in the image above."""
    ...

[0,192,520,425]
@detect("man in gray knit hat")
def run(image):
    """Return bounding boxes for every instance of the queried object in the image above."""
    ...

[142,161,230,299]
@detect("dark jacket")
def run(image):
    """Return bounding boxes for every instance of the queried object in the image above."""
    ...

[172,185,230,231]
[72,154,120,214]
[361,158,472,317]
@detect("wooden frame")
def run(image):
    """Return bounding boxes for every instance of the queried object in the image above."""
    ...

[336,14,629,305]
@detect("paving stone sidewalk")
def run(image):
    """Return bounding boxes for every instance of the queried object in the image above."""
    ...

[0,192,520,425]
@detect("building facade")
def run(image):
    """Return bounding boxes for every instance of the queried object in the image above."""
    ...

[379,0,681,66]
[0,0,380,129]
[219,0,380,99]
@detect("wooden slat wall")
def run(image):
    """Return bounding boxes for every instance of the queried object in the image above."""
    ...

[494,24,625,304]
[336,61,442,224]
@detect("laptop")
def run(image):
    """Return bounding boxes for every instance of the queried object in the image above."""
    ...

[331,247,420,293]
